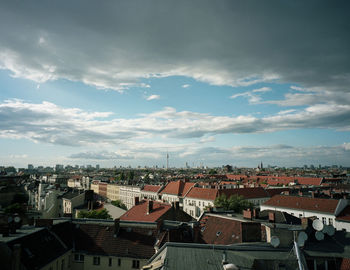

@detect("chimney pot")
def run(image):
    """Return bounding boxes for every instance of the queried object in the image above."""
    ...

[147,200,153,214]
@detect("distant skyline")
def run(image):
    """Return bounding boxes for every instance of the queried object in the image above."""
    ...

[0,1,349,168]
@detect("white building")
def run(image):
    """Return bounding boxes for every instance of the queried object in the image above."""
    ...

[260,195,348,230]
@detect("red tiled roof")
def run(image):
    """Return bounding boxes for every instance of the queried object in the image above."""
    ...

[160,180,195,196]
[120,200,172,222]
[265,188,291,197]
[143,185,162,193]
[218,187,268,199]
[75,223,156,259]
[199,214,261,245]
[185,187,218,201]
[263,195,339,214]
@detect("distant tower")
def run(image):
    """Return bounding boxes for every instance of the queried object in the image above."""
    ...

[261,161,263,169]
[166,152,169,170]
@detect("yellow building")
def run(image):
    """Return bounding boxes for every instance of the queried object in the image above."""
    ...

[107,183,120,201]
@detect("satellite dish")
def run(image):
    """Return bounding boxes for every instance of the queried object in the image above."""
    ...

[271,236,280,248]
[315,231,324,241]
[298,231,308,242]
[14,216,21,223]
[327,225,335,236]
[312,219,324,231]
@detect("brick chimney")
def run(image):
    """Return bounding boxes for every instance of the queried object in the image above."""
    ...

[114,218,120,236]
[192,222,200,243]
[243,209,252,220]
[268,212,275,223]
[134,197,139,205]
[147,200,153,214]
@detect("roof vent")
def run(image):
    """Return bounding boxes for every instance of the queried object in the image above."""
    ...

[216,231,221,237]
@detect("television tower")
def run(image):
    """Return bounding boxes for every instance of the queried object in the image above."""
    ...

[166,151,169,170]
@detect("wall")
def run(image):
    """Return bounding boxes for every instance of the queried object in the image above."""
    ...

[72,254,148,270]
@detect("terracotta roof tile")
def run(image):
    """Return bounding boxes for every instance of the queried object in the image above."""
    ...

[263,195,339,214]
[75,223,156,258]
[185,187,218,200]
[142,185,162,193]
[160,180,195,196]
[199,215,261,245]
[218,187,268,199]
[120,200,172,222]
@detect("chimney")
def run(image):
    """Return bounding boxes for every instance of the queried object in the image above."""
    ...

[301,217,309,229]
[193,222,200,243]
[253,208,259,219]
[114,218,120,237]
[147,200,153,214]
[243,209,252,220]
[134,197,139,205]
[268,212,275,223]
[311,191,315,198]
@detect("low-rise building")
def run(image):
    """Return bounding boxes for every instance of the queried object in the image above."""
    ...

[106,183,120,201]
[140,185,163,201]
[119,185,141,210]
[261,195,348,230]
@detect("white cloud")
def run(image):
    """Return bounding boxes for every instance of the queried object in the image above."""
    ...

[146,94,160,101]
[182,84,190,88]
[1,100,350,149]
[230,87,271,104]
[342,143,350,151]
[252,87,271,93]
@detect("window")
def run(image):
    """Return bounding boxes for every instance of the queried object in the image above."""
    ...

[74,254,84,262]
[199,201,201,207]
[109,258,112,267]
[299,214,303,218]
[132,260,140,269]
[93,257,100,265]
[322,217,326,224]
[118,259,121,266]
[329,218,333,225]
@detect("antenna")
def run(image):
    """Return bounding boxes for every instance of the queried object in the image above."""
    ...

[312,219,324,231]
[270,236,280,248]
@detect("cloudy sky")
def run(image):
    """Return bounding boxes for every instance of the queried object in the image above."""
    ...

[0,0,349,168]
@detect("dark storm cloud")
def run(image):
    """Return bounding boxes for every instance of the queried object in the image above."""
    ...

[0,0,349,94]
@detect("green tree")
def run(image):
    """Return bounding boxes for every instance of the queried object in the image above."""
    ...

[77,209,111,219]
[209,169,218,175]
[111,200,127,210]
[214,194,254,213]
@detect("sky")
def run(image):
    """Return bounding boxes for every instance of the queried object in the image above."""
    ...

[0,0,349,168]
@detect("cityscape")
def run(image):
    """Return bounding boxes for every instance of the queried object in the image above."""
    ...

[1,1,350,270]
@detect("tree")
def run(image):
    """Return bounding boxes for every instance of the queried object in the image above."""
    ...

[111,200,127,210]
[214,194,254,213]
[208,169,217,175]
[77,209,112,219]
